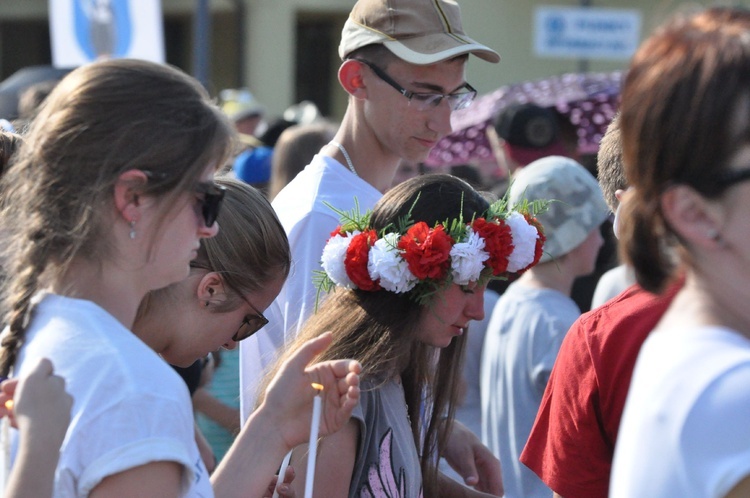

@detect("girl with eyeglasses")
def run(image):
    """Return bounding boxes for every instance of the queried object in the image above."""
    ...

[0,59,360,498]
[133,176,288,474]
[609,8,750,497]
[135,176,288,367]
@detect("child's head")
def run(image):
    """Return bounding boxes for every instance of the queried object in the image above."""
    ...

[195,176,291,306]
[0,59,235,376]
[509,155,609,264]
[136,176,291,365]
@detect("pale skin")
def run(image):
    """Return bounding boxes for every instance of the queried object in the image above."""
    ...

[51,169,362,498]
[87,331,360,498]
[320,55,504,493]
[438,422,505,496]
[326,56,465,193]
[1,358,72,498]
[287,284,503,498]
[134,269,286,368]
[635,144,750,497]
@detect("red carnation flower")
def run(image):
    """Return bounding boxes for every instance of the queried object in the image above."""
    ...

[472,218,513,276]
[397,222,453,280]
[344,230,381,291]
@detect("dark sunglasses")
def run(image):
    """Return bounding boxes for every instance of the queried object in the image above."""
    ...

[194,182,226,228]
[141,170,225,228]
[189,262,269,342]
[714,168,750,191]
[233,296,269,342]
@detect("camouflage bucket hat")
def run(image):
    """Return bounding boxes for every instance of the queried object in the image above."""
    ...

[509,155,609,262]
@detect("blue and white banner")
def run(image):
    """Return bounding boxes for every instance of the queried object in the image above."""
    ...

[534,6,641,61]
[50,0,164,67]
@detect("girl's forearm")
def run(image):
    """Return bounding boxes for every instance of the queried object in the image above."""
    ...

[211,406,290,498]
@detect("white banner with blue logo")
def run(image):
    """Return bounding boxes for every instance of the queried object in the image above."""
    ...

[534,6,641,61]
[50,0,164,68]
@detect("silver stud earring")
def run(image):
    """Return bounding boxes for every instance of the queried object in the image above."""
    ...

[129,220,136,240]
[707,228,724,246]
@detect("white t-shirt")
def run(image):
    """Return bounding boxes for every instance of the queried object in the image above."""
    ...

[10,293,211,498]
[480,282,580,498]
[239,154,382,420]
[611,325,750,497]
[590,263,635,308]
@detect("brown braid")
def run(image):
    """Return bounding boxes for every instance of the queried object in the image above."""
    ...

[0,59,235,377]
[0,261,45,378]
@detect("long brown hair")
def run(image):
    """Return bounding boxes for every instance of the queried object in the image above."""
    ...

[0,59,235,377]
[138,176,291,316]
[619,7,750,293]
[261,174,489,496]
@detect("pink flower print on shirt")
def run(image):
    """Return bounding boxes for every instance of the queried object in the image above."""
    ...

[359,429,423,498]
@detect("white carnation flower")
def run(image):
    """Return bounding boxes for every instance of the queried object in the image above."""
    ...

[450,228,490,285]
[506,212,539,273]
[368,232,418,293]
[321,231,358,288]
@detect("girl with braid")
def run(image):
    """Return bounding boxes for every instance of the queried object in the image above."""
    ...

[0,59,360,498]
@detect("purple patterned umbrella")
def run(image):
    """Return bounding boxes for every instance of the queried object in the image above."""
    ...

[425,71,623,169]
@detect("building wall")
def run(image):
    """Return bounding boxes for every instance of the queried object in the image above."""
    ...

[2,0,750,120]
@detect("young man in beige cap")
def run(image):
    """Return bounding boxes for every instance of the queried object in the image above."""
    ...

[240,0,503,495]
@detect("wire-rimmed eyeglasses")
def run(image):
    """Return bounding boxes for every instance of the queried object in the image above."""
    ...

[354,59,477,112]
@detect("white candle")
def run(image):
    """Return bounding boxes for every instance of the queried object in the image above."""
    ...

[1,416,9,493]
[304,383,324,498]
[271,450,293,498]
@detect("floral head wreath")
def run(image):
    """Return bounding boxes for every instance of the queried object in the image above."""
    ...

[315,194,548,306]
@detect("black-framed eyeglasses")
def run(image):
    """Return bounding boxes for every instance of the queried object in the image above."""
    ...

[353,59,477,112]
[233,296,269,342]
[194,182,226,228]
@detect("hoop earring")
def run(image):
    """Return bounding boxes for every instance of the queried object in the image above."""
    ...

[129,220,136,240]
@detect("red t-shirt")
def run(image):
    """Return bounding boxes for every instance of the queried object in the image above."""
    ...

[520,282,680,498]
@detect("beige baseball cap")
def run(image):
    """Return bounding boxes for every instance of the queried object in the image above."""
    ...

[338,0,500,65]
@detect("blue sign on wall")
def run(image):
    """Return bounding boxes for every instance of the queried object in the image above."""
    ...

[534,7,641,60]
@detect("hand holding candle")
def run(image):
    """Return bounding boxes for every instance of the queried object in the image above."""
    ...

[304,383,324,498]
[260,332,361,448]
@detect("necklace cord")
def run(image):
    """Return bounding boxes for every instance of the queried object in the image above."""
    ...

[329,141,358,177]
